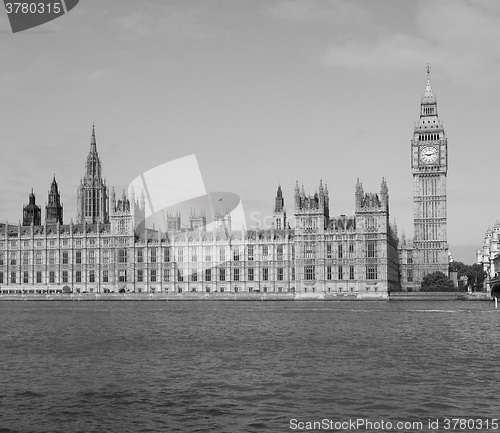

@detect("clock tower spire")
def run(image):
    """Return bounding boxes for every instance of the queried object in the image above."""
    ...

[410,63,448,285]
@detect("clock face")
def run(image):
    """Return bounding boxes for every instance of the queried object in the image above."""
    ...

[420,146,438,164]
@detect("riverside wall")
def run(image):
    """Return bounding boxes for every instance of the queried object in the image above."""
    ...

[0,292,491,301]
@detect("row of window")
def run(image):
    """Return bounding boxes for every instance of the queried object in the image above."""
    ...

[421,106,436,116]
[2,238,383,252]
[0,238,120,248]
[0,268,288,284]
[418,133,440,141]
[0,269,111,284]
[0,243,379,265]
[1,286,383,295]
[0,250,112,265]
[0,265,379,284]
[0,241,289,253]
[308,265,378,280]
[0,248,161,265]
[324,242,378,258]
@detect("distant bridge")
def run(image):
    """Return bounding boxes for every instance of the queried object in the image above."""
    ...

[489,276,500,298]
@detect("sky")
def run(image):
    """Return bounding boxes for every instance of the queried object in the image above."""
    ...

[1,0,500,264]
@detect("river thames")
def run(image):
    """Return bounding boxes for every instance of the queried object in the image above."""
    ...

[0,301,498,432]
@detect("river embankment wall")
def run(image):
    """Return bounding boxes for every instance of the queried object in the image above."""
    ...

[0,292,490,301]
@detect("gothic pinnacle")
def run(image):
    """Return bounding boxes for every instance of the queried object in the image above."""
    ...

[422,62,435,104]
[90,124,97,152]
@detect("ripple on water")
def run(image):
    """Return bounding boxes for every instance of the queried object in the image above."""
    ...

[0,301,498,432]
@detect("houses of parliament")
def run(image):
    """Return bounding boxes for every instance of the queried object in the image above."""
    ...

[0,68,448,297]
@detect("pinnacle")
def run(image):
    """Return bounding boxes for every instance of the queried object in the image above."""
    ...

[422,65,436,104]
[90,124,97,152]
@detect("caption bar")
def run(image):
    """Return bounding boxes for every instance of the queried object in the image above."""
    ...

[290,418,499,431]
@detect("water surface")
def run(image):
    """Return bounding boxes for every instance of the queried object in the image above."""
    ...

[0,301,498,432]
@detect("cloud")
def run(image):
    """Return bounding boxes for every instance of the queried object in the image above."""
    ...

[111,9,151,36]
[110,4,211,40]
[324,33,429,74]
[415,0,500,86]
[155,7,211,40]
[267,0,368,25]
[322,0,500,88]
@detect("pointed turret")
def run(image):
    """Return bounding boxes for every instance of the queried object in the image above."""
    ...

[273,184,286,230]
[422,63,436,104]
[381,177,388,194]
[23,189,41,226]
[356,178,363,193]
[46,176,63,224]
[380,177,389,213]
[275,184,284,212]
[49,175,58,195]
[294,181,300,211]
[140,189,146,211]
[324,182,330,219]
[90,123,97,153]
[29,188,35,205]
[318,180,325,210]
[420,62,438,117]
[109,186,116,216]
[355,178,364,208]
[86,124,100,177]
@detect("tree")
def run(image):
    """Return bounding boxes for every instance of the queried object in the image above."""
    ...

[449,260,468,277]
[449,261,486,291]
[468,263,486,291]
[421,271,455,292]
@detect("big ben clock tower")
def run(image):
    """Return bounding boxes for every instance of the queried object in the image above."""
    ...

[411,63,448,282]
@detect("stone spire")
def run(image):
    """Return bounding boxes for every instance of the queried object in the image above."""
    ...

[355,178,364,208]
[273,184,286,229]
[416,62,443,130]
[275,184,284,212]
[46,175,63,224]
[90,123,97,153]
[77,125,109,224]
[381,177,388,195]
[29,188,35,204]
[85,124,101,178]
[422,62,436,104]
[294,181,300,211]
[380,177,389,214]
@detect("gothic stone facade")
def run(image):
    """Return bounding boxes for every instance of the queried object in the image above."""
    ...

[476,222,500,297]
[0,128,400,297]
